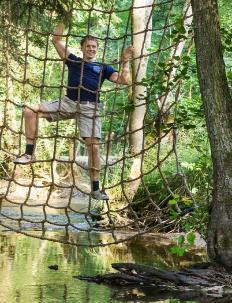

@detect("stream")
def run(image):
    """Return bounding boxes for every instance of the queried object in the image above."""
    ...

[0,223,207,303]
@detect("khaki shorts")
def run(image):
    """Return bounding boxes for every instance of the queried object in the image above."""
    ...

[41,96,102,138]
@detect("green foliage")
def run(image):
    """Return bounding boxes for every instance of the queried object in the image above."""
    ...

[221,27,232,53]
[176,96,204,129]
[169,232,196,257]
[220,0,232,90]
[132,125,211,237]
[143,54,191,101]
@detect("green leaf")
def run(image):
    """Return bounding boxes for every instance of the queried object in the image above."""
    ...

[178,245,187,256]
[177,235,185,245]
[169,246,179,254]
[168,199,178,205]
[169,209,178,219]
[187,232,196,246]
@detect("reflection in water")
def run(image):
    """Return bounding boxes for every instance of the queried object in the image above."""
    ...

[0,232,207,303]
[110,286,232,302]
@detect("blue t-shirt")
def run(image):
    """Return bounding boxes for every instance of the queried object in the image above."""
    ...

[65,53,117,102]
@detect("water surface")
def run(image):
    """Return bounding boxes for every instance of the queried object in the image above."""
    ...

[0,231,207,303]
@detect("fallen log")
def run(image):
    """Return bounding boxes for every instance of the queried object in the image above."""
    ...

[75,262,232,300]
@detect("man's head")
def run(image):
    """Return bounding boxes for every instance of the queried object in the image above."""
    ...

[80,35,98,62]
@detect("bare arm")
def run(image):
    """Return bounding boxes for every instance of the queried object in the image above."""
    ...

[110,45,134,85]
[52,23,71,60]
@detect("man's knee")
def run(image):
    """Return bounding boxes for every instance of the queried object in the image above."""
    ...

[85,138,99,153]
[23,105,40,118]
[91,144,99,155]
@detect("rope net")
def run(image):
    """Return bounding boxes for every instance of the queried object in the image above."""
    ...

[0,0,200,247]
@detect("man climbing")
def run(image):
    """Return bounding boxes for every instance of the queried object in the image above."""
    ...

[14,22,133,200]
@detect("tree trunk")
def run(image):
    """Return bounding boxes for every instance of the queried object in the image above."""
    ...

[191,0,232,269]
[157,1,193,145]
[3,15,17,151]
[127,0,153,199]
[157,1,193,114]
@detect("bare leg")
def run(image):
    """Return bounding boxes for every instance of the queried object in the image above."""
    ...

[24,105,51,144]
[85,137,100,182]
[24,105,39,144]
[85,137,109,199]
[14,105,51,163]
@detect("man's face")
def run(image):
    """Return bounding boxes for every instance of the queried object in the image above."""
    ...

[81,39,98,61]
